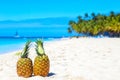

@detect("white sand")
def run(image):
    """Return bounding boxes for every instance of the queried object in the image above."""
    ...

[0,38,120,80]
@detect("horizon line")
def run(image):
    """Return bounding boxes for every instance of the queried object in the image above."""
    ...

[0,16,76,22]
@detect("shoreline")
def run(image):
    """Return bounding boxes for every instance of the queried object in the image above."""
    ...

[0,37,70,54]
[0,37,119,55]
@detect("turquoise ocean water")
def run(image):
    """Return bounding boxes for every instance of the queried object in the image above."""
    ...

[0,38,58,54]
[0,26,78,54]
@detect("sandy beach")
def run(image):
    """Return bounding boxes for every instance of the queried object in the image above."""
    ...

[0,38,120,80]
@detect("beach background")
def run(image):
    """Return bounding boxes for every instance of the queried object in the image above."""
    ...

[0,0,120,80]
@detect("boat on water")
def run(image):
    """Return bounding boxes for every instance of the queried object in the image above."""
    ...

[14,31,20,38]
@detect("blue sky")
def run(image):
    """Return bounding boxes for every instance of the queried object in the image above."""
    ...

[0,0,120,21]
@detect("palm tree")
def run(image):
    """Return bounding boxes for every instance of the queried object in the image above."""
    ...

[110,11,115,17]
[91,12,95,18]
[69,20,79,33]
[84,13,89,20]
[77,16,83,23]
[67,27,72,33]
[68,11,120,37]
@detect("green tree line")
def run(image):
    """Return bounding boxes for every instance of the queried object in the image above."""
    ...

[68,11,120,37]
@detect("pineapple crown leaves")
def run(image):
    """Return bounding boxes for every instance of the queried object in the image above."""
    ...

[21,41,31,58]
[35,39,45,56]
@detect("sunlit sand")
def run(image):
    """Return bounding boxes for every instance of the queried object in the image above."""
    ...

[0,38,120,80]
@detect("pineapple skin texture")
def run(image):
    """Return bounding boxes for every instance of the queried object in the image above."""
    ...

[17,58,33,78]
[33,55,50,77]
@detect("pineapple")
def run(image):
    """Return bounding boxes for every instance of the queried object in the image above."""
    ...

[33,40,50,77]
[17,41,33,78]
